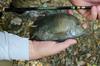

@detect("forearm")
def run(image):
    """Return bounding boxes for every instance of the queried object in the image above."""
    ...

[0,31,29,60]
[0,31,46,60]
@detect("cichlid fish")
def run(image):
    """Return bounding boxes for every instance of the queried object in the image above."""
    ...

[31,13,86,41]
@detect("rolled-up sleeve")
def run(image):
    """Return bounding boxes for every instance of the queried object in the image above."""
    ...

[0,31,29,60]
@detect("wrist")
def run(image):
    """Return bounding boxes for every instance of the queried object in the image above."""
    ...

[29,40,42,60]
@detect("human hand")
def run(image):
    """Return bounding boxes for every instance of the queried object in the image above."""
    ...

[70,0,100,20]
[29,39,77,60]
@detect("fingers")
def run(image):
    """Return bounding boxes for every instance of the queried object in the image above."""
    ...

[71,0,100,20]
[66,10,73,15]
[54,39,77,52]
[70,0,94,20]
[90,6,97,20]
[97,5,100,20]
[75,6,97,20]
[83,6,97,20]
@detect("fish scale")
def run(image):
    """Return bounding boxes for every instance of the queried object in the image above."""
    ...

[30,13,86,41]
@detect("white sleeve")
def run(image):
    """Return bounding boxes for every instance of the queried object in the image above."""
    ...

[0,31,29,60]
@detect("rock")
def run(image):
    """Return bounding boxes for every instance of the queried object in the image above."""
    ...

[11,17,22,25]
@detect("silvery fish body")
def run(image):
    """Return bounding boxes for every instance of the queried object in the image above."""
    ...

[31,13,86,41]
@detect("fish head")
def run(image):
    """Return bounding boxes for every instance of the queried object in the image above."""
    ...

[67,25,86,38]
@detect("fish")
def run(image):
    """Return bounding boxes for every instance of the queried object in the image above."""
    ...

[30,13,86,42]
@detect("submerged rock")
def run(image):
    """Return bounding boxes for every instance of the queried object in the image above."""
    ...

[30,13,86,41]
